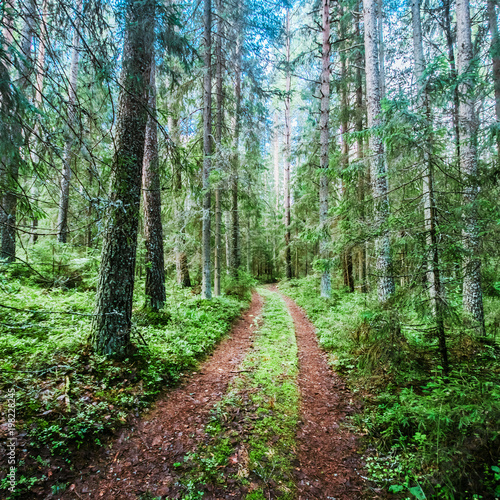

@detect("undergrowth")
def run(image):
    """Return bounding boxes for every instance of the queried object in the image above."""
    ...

[0,248,248,498]
[279,276,500,500]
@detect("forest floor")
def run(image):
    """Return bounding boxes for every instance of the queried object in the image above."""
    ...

[46,287,366,500]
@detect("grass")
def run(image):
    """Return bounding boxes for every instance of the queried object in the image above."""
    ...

[175,287,299,499]
[0,251,248,498]
[279,275,500,500]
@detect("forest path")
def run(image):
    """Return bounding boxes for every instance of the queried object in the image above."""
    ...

[61,292,264,500]
[62,287,365,499]
[272,285,364,499]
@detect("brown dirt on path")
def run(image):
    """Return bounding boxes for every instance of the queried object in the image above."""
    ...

[57,291,264,500]
[272,285,365,499]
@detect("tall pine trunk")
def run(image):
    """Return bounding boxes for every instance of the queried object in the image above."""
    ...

[92,0,154,357]
[319,0,331,297]
[356,3,368,293]
[214,0,224,295]
[142,61,166,310]
[201,0,213,299]
[363,0,395,302]
[456,0,485,336]
[230,23,241,278]
[57,0,82,243]
[284,8,292,280]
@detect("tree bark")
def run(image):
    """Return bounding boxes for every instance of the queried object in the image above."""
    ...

[284,8,292,280]
[201,0,213,299]
[443,0,461,159]
[456,0,485,336]
[488,0,500,159]
[319,0,331,297]
[214,0,224,295]
[363,0,395,302]
[92,0,154,358]
[1,0,35,262]
[57,0,82,243]
[356,2,368,293]
[230,18,242,278]
[142,61,166,310]
[412,0,448,373]
[30,0,48,245]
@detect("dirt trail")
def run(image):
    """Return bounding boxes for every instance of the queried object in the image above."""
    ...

[60,292,264,499]
[273,285,364,499]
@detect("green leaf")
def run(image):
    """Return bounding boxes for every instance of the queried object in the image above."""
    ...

[408,485,426,500]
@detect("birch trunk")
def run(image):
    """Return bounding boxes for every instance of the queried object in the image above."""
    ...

[92,0,154,357]
[319,0,331,297]
[412,0,448,373]
[284,8,292,280]
[363,0,394,302]
[57,0,82,243]
[142,61,166,310]
[201,0,212,299]
[456,0,485,336]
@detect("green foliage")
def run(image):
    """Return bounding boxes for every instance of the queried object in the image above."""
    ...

[223,270,257,301]
[278,276,500,499]
[0,278,247,497]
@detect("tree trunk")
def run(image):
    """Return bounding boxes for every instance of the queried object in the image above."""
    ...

[214,0,224,295]
[230,22,242,278]
[363,0,395,302]
[1,0,35,262]
[456,0,485,336]
[443,0,461,159]
[225,210,232,274]
[412,0,448,373]
[57,0,82,243]
[30,0,48,245]
[356,3,368,293]
[92,0,154,358]
[284,8,293,280]
[318,0,331,297]
[142,61,165,310]
[488,0,500,159]
[201,0,213,299]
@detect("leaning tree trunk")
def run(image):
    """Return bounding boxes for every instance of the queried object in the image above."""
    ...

[456,0,485,336]
[142,61,166,311]
[201,0,213,299]
[363,0,395,303]
[412,0,448,373]
[488,0,500,159]
[1,0,35,262]
[284,8,292,280]
[57,0,82,243]
[92,0,154,358]
[319,0,331,297]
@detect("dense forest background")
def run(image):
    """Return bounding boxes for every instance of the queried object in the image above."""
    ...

[1,0,500,497]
